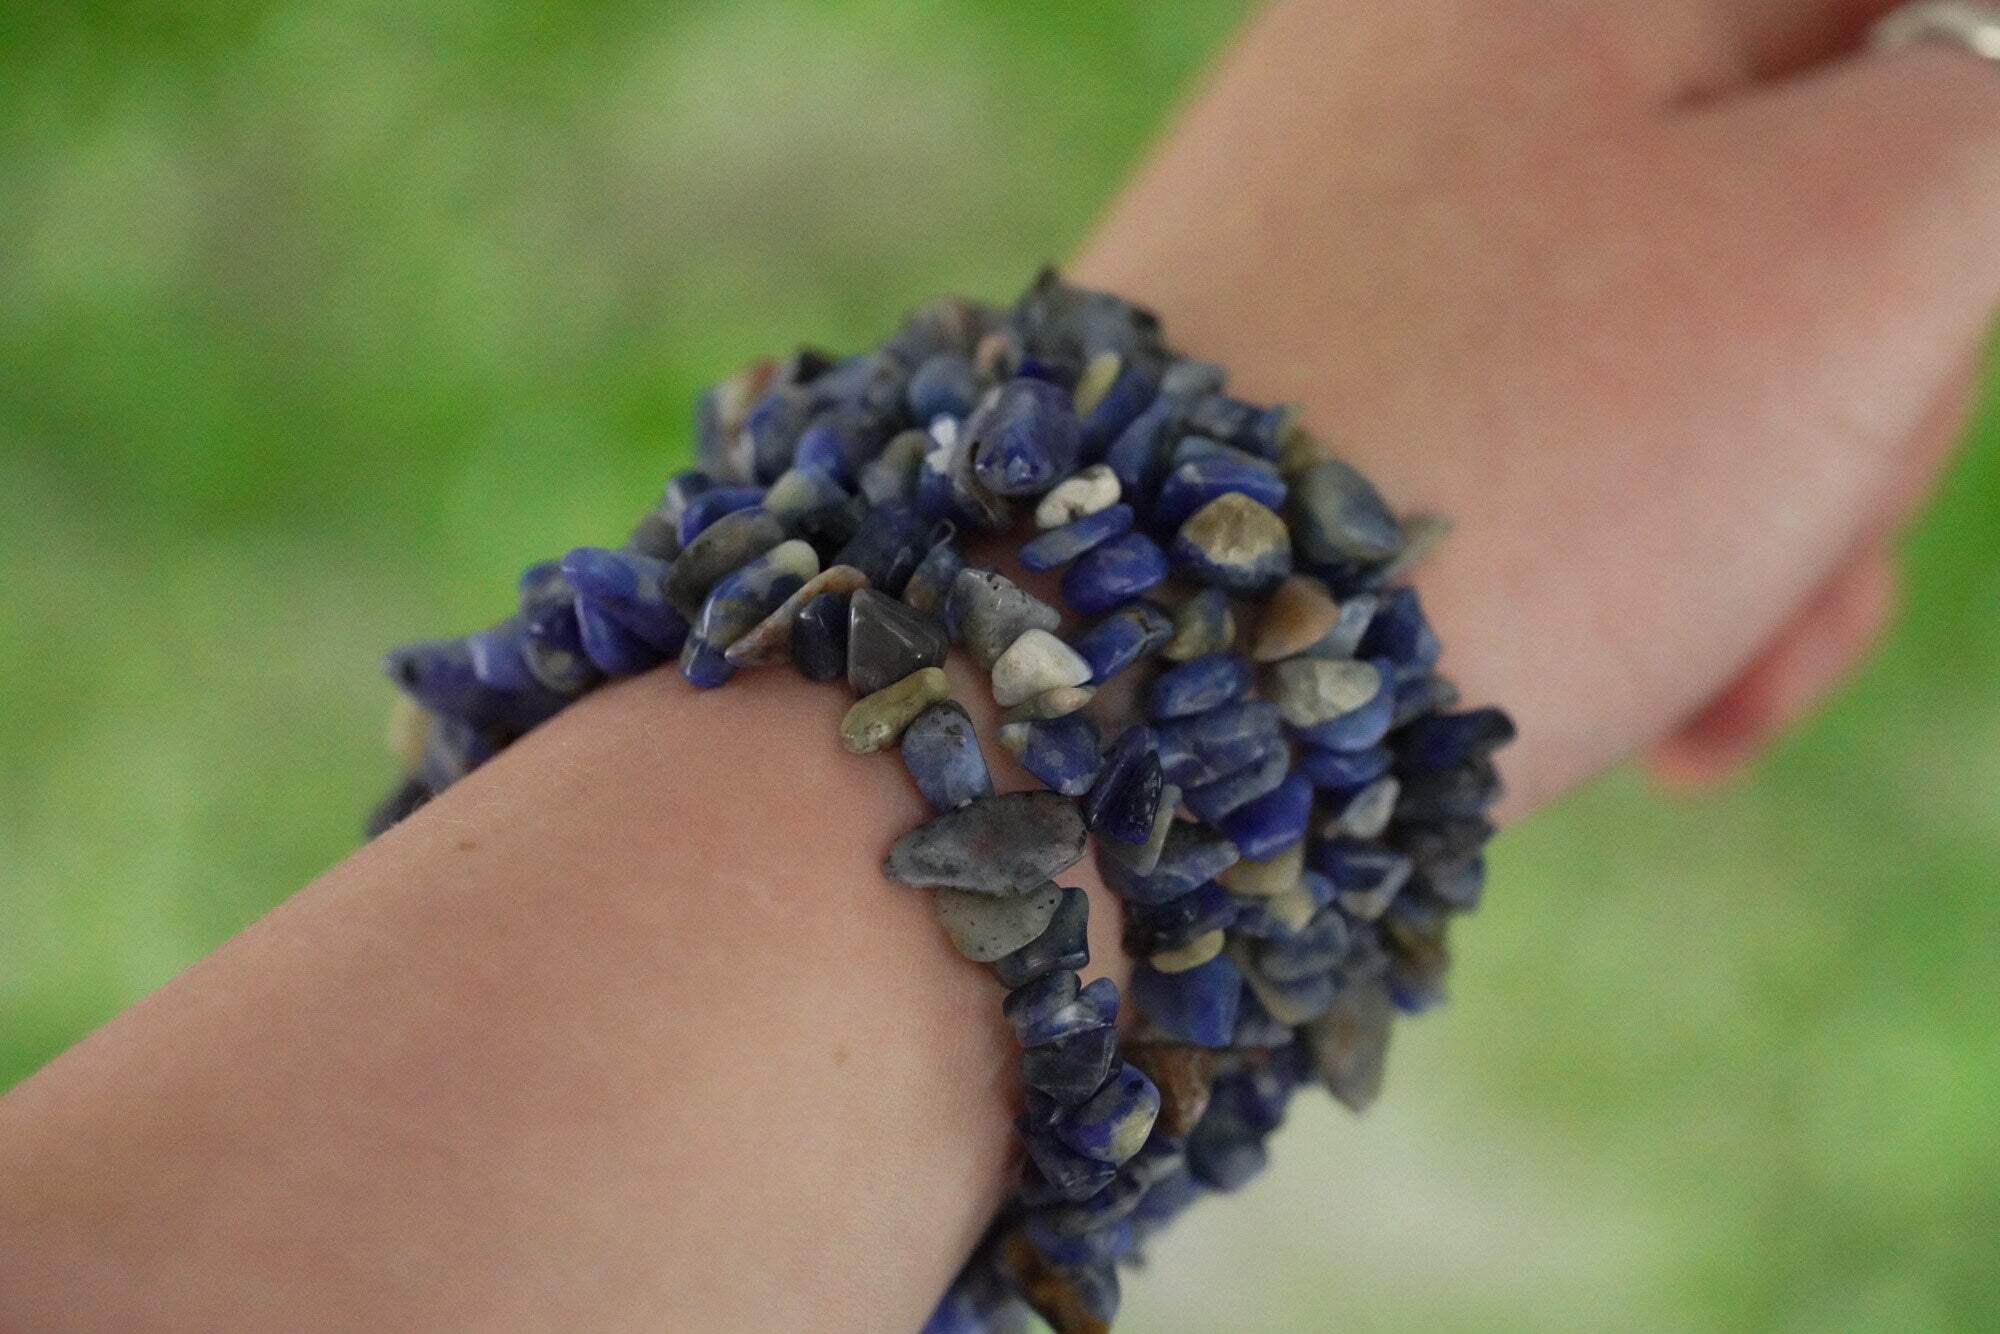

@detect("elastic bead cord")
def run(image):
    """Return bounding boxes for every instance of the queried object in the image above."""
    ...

[367,269,1515,1334]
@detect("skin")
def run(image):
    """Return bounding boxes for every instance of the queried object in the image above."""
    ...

[2,1,1997,1329]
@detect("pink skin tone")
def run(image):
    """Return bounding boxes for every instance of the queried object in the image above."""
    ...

[2,2,1996,1329]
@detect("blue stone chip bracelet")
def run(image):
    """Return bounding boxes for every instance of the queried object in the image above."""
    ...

[368,269,1515,1334]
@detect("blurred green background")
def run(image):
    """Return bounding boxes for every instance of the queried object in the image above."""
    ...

[3,2,1997,1329]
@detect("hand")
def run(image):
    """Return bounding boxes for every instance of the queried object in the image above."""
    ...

[1077,0,2000,812]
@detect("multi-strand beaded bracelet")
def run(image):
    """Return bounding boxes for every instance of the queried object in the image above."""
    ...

[367,270,1514,1334]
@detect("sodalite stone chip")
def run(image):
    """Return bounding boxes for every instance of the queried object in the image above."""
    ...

[907,350,980,423]
[1154,700,1283,787]
[687,538,819,668]
[1001,1226,1120,1332]
[840,667,951,754]
[949,568,1062,670]
[1007,973,1119,1046]
[1217,839,1304,899]
[1396,760,1503,823]
[723,564,869,667]
[791,591,851,682]
[1251,575,1341,662]
[884,791,1087,894]
[992,885,1090,988]
[899,701,993,813]
[968,377,1081,496]
[1169,492,1292,594]
[1125,1042,1219,1138]
[1255,909,1351,983]
[1306,975,1395,1111]
[1104,394,1178,500]
[1106,821,1240,905]
[1018,503,1133,572]
[935,881,1065,962]
[1022,1023,1121,1105]
[858,429,927,507]
[558,547,690,656]
[662,507,787,618]
[1024,1212,1134,1268]
[1294,591,1379,662]
[1082,727,1164,845]
[846,587,947,696]
[1152,454,1288,532]
[575,596,663,675]
[999,714,1103,797]
[1292,457,1403,564]
[991,629,1093,708]
[834,497,926,595]
[1183,744,1289,823]
[1289,673,1396,751]
[1298,742,1393,790]
[1146,653,1253,720]
[1360,586,1441,675]
[1097,782,1178,877]
[1326,775,1400,839]
[1019,1123,1120,1207]
[999,685,1095,724]
[1395,706,1518,773]
[1071,599,1174,684]
[1131,954,1242,1047]
[1150,928,1226,974]
[1269,657,1383,727]
[1057,1063,1160,1164]
[1310,840,1414,920]
[1162,586,1236,662]
[900,538,964,620]
[1060,531,1169,616]
[676,485,765,548]
[1240,960,1336,1026]
[1034,462,1121,529]
[1122,880,1236,956]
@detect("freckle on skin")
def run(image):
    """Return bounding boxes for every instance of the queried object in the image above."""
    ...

[832,1046,850,1067]
[456,839,478,853]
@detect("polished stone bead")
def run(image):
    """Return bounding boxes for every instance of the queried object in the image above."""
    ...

[1241,959,1337,1025]
[1217,840,1304,899]
[1034,462,1123,528]
[692,539,819,652]
[998,685,1095,724]
[832,497,926,595]
[899,701,994,812]
[1150,928,1226,974]
[991,629,1093,708]
[1293,457,1403,565]
[1298,742,1394,790]
[1169,492,1292,594]
[676,485,766,549]
[1395,707,1518,773]
[1289,672,1396,750]
[1095,782,1177,877]
[522,619,601,697]
[1324,775,1400,839]
[840,667,952,754]
[999,713,1103,797]
[1081,727,1164,845]
[991,885,1090,988]
[936,880,1065,962]
[846,587,948,695]
[968,377,1080,496]
[1022,1023,1121,1106]
[679,638,737,689]
[1359,585,1442,675]
[937,416,1015,533]
[1020,1129,1119,1212]
[906,350,980,422]
[1018,503,1133,572]
[857,428,928,506]
[1007,973,1119,1046]
[1070,599,1174,684]
[1251,575,1341,662]
[884,790,1088,894]
[1108,822,1240,905]
[1000,1229,1118,1333]
[723,564,869,667]
[1152,455,1288,532]
[1294,591,1380,662]
[948,568,1061,670]
[1058,1063,1159,1164]
[1131,955,1242,1047]
[1161,586,1235,662]
[1121,881,1236,956]
[900,538,963,619]
[662,507,787,619]
[1306,975,1394,1111]
[1270,657,1383,727]
[1154,700,1283,787]
[1146,653,1253,720]
[1219,773,1314,860]
[790,591,850,682]
[575,595,665,675]
[1182,744,1290,823]
[1060,531,1169,616]
[558,547,690,655]
[1257,909,1351,983]
[1310,839,1414,920]
[1124,1042,1219,1138]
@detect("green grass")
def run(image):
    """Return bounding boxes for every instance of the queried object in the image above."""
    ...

[3,4,1997,1329]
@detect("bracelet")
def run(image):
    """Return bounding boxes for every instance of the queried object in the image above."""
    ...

[368,269,1513,1334]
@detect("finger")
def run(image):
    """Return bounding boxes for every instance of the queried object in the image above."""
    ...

[1647,548,1899,786]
